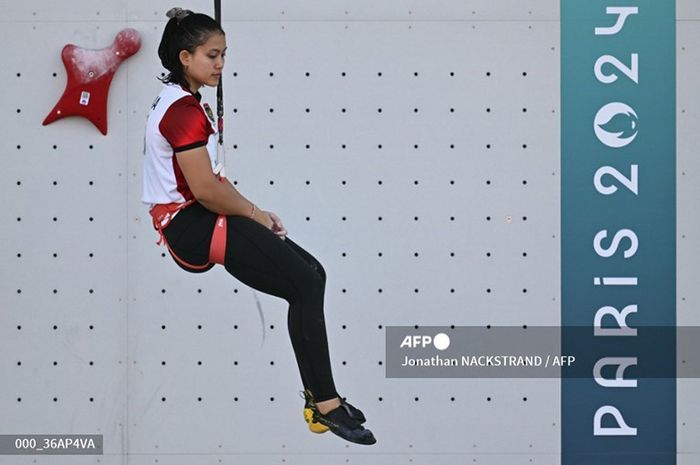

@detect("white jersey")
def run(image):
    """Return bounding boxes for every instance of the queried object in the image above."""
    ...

[141,82,218,206]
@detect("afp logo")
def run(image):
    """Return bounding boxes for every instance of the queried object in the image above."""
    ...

[400,333,450,350]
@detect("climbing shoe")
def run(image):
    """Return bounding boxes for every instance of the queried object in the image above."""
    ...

[300,390,329,433]
[301,390,367,430]
[311,402,377,445]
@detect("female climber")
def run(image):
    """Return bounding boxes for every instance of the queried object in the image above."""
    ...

[140,7,376,445]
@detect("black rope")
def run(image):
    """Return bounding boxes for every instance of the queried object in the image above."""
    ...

[214,0,224,146]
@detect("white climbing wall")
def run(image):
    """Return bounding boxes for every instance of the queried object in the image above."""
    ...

[1,1,698,464]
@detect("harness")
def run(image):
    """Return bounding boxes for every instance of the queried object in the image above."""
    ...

[149,181,228,270]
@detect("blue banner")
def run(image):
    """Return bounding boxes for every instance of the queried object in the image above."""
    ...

[561,1,676,464]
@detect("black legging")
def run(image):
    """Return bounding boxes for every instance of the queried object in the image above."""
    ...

[161,201,339,402]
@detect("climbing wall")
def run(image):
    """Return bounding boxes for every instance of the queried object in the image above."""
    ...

[0,0,697,464]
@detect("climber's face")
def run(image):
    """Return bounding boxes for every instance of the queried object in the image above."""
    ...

[179,32,227,91]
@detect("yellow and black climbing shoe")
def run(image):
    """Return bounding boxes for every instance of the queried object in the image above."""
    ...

[311,402,377,445]
[302,390,367,427]
[300,390,329,433]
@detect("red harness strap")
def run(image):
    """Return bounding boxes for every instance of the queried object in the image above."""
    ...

[149,195,227,269]
[208,214,227,264]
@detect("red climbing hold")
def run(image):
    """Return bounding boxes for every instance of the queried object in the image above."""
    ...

[42,28,141,135]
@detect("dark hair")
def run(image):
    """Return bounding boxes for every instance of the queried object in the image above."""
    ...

[157,8,225,92]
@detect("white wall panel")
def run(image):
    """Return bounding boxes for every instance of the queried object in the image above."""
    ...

[0,1,696,463]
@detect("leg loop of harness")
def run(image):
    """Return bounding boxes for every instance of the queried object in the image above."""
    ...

[208,214,227,264]
[207,175,229,265]
[149,198,227,270]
